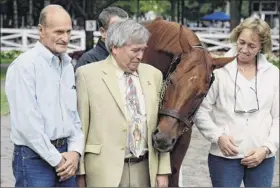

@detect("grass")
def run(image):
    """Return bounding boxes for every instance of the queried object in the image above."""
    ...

[1,68,7,81]
[1,67,9,116]
[1,88,9,116]
[272,60,280,69]
[0,58,14,64]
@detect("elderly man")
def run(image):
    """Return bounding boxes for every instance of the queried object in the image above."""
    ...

[76,19,171,187]
[74,7,128,71]
[5,5,84,187]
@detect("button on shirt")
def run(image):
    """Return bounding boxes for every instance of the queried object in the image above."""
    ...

[5,42,84,167]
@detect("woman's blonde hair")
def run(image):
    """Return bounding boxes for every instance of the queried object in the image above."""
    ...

[229,17,272,54]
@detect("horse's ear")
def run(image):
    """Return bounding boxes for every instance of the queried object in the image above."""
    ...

[212,56,236,69]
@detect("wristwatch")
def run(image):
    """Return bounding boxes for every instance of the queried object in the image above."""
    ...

[262,146,271,157]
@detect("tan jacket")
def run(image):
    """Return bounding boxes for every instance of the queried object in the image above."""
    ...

[76,56,171,187]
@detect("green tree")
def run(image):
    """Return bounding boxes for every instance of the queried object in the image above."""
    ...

[70,0,120,50]
[230,0,241,30]
[183,0,227,23]
[113,0,170,19]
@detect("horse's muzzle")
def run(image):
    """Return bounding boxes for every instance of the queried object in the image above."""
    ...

[152,129,176,152]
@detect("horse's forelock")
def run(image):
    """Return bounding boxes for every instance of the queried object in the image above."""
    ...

[146,20,183,55]
[179,48,209,73]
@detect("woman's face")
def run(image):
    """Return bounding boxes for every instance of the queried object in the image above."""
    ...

[236,28,261,64]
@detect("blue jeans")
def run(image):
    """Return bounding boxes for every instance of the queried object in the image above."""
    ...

[12,144,76,187]
[208,154,275,187]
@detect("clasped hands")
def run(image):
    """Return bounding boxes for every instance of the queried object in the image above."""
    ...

[55,151,80,182]
[218,135,267,168]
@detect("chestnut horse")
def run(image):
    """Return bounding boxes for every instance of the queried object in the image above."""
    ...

[141,18,235,186]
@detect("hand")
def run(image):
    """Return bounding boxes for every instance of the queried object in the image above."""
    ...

[55,157,66,170]
[156,175,169,187]
[241,147,267,168]
[76,175,86,187]
[218,135,239,157]
[56,151,80,181]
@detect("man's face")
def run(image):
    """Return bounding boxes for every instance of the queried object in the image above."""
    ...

[112,43,147,73]
[39,12,72,55]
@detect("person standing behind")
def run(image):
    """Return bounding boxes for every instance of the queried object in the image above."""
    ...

[75,19,171,187]
[194,17,279,187]
[74,7,128,71]
[5,5,84,187]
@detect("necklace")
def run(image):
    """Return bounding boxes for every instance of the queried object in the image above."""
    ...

[237,64,255,72]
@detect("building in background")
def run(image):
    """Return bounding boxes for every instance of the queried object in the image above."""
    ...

[250,0,279,29]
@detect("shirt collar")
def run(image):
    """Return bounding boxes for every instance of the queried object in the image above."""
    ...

[110,55,139,79]
[224,47,272,75]
[35,41,72,67]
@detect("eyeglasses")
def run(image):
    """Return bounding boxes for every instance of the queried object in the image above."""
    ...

[234,65,259,114]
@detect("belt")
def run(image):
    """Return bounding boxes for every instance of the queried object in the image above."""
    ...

[124,153,148,163]
[51,138,66,147]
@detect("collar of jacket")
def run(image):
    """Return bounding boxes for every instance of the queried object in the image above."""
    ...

[223,47,273,81]
[96,38,109,56]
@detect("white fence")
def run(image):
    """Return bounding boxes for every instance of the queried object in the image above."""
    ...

[1,28,279,53]
[0,28,85,53]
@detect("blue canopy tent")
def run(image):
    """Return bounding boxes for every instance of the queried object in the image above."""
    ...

[201,12,230,21]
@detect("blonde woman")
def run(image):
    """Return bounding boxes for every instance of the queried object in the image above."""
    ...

[194,17,279,187]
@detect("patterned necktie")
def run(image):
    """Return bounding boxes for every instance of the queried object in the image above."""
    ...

[124,73,144,157]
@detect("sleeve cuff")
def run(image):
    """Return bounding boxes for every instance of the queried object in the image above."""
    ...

[263,142,277,156]
[44,151,62,167]
[210,130,224,144]
[68,142,84,157]
[158,152,171,174]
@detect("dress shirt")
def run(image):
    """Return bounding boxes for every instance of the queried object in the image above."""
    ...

[111,57,148,157]
[5,41,84,167]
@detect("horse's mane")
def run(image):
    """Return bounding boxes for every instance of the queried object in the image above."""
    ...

[143,17,201,56]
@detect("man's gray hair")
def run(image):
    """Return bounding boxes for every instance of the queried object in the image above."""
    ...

[98,7,128,29]
[105,19,150,53]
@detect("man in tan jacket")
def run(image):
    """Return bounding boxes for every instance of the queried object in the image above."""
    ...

[75,19,171,187]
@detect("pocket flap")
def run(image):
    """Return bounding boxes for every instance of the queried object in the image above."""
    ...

[85,144,102,154]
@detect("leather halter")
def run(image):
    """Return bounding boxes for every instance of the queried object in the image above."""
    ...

[158,45,215,134]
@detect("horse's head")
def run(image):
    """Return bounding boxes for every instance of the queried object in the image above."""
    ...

[152,47,235,152]
[148,23,235,152]
[141,18,236,152]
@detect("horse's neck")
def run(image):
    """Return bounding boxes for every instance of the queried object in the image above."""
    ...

[142,48,172,79]
[147,21,198,55]
[146,22,183,56]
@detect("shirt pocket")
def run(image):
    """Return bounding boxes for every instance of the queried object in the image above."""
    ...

[62,84,77,111]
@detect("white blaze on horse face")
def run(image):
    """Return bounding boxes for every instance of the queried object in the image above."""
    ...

[188,76,198,83]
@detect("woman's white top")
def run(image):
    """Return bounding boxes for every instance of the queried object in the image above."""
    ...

[194,48,279,158]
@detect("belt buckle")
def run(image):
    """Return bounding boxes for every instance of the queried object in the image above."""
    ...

[56,139,64,147]
[57,140,61,147]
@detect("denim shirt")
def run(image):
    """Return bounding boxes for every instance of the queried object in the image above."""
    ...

[5,41,84,167]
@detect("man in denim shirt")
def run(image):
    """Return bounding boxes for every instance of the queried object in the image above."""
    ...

[5,5,84,187]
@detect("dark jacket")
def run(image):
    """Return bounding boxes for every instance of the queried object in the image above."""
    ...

[74,38,109,72]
